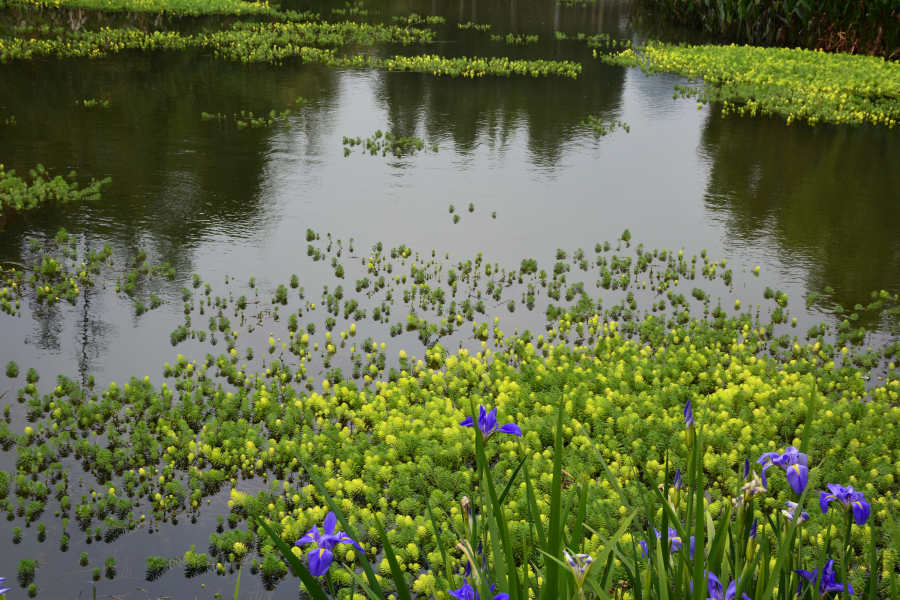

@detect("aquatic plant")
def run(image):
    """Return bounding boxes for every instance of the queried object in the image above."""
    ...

[458,22,490,32]
[580,115,629,135]
[602,41,900,126]
[1,164,111,212]
[4,0,280,17]
[17,559,37,581]
[490,33,538,45]
[392,13,446,26]
[81,99,110,108]
[343,131,431,157]
[0,30,583,79]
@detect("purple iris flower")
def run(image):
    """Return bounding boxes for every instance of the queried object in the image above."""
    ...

[0,577,10,596]
[795,560,854,597]
[820,484,871,526]
[684,400,695,427]
[640,528,682,557]
[674,468,682,490]
[749,519,757,539]
[449,578,509,600]
[781,501,810,524]
[689,573,750,600]
[689,536,696,560]
[742,459,750,481]
[757,447,809,494]
[706,573,752,600]
[460,406,522,441]
[295,512,364,576]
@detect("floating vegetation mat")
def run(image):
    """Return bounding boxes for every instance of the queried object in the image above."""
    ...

[1,228,112,313]
[0,164,111,213]
[457,22,490,32]
[556,31,631,50]
[391,13,445,26]
[1,0,280,16]
[581,114,629,135]
[2,225,900,593]
[601,41,900,127]
[490,33,538,45]
[342,131,437,157]
[203,109,293,128]
[0,27,581,77]
[80,99,109,108]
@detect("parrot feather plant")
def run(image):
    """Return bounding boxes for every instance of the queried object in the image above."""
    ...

[257,384,895,600]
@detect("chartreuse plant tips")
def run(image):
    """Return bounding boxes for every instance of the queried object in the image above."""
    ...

[1,233,899,598]
[602,41,900,127]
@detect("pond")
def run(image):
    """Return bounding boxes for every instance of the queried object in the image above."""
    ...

[0,0,898,596]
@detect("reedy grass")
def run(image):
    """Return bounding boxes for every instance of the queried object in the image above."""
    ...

[636,0,900,58]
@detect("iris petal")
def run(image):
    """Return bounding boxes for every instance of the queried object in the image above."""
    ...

[324,511,337,535]
[308,547,334,577]
[496,423,523,437]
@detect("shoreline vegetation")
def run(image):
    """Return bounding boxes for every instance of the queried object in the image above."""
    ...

[634,0,900,59]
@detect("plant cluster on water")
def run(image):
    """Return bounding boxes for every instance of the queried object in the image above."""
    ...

[1,224,899,596]
[343,131,437,157]
[580,115,630,136]
[1,0,279,17]
[457,22,490,32]
[602,42,900,127]
[0,164,111,213]
[490,33,538,45]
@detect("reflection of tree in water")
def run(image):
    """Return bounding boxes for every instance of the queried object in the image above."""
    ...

[0,54,342,376]
[699,114,900,309]
[0,52,341,249]
[369,0,632,164]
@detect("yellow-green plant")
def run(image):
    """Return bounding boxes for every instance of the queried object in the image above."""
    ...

[603,42,900,127]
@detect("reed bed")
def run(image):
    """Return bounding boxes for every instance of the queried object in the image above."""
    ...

[636,0,900,58]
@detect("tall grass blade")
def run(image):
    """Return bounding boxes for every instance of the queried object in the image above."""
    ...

[372,512,414,600]
[233,566,241,600]
[541,395,566,600]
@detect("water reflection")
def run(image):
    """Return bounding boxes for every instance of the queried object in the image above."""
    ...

[699,114,900,309]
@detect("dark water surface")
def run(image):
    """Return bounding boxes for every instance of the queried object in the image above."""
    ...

[0,0,899,596]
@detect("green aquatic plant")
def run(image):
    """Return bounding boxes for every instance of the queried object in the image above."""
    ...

[343,131,431,157]
[392,13,446,26]
[580,114,630,135]
[4,0,280,17]
[81,99,110,108]
[458,22,490,32]
[0,164,110,212]
[17,558,37,580]
[5,361,18,378]
[602,41,900,126]
[0,29,582,78]
[490,33,538,44]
